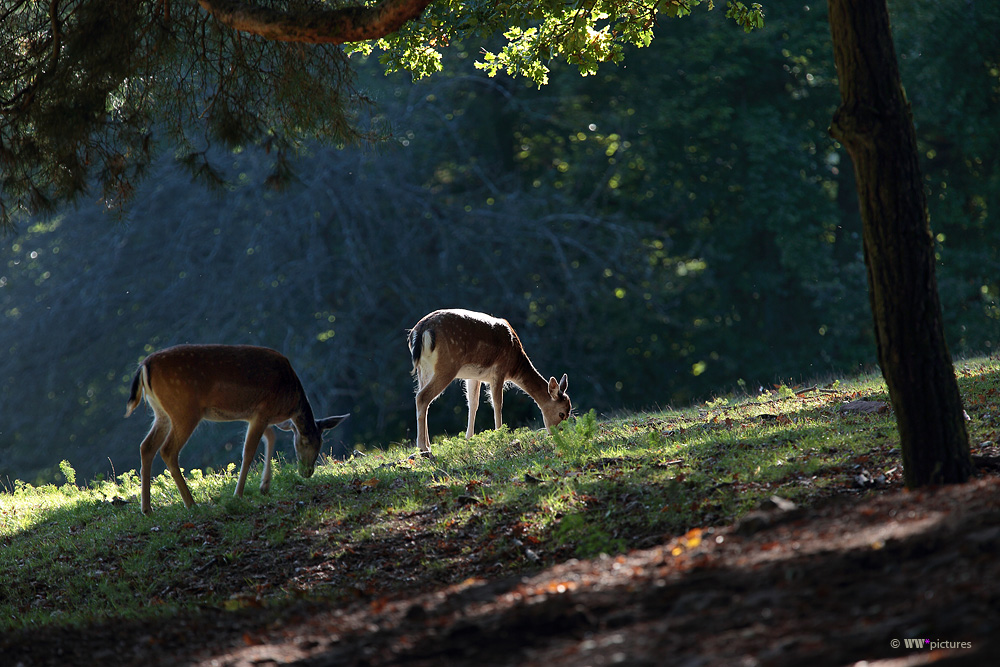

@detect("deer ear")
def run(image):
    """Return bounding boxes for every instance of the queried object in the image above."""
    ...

[317,414,350,431]
[548,377,561,399]
[558,373,568,393]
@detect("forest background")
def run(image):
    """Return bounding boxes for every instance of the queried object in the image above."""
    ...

[1,0,997,486]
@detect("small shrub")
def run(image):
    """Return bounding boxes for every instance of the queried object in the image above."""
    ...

[553,409,599,464]
[58,460,76,486]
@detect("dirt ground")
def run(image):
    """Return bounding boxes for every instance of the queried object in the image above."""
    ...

[4,461,1000,667]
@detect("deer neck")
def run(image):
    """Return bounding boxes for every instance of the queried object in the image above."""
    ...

[510,358,551,407]
[289,392,318,436]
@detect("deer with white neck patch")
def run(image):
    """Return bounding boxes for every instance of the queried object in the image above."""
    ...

[408,309,571,455]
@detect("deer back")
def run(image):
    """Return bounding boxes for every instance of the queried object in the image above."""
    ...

[410,309,530,380]
[140,344,306,423]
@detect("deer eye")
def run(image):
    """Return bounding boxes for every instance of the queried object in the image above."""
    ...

[559,412,566,419]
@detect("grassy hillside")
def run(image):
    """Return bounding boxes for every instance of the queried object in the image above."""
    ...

[2,357,998,633]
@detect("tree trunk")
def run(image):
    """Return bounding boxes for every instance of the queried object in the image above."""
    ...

[827,0,972,487]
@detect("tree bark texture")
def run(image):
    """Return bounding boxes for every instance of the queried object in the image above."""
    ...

[198,0,435,44]
[827,0,972,486]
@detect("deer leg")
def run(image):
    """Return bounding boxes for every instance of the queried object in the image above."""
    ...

[489,379,505,430]
[465,379,481,438]
[157,412,201,509]
[415,371,454,453]
[235,419,269,498]
[139,416,171,515]
[259,425,278,495]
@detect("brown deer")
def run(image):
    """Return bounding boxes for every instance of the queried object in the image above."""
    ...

[408,309,571,454]
[125,344,348,514]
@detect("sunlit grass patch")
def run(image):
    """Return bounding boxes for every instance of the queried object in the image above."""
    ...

[0,357,997,633]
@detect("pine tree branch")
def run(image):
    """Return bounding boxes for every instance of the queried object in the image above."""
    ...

[197,0,435,44]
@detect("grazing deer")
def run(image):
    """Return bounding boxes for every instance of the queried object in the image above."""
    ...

[125,344,348,514]
[408,309,571,454]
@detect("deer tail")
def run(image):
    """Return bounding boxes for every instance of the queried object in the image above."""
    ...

[408,324,435,373]
[124,363,148,418]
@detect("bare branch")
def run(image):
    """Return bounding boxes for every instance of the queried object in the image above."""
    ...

[197,0,435,44]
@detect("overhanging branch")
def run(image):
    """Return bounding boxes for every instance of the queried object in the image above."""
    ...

[197,0,436,44]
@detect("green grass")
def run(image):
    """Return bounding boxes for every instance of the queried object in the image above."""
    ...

[2,356,998,632]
